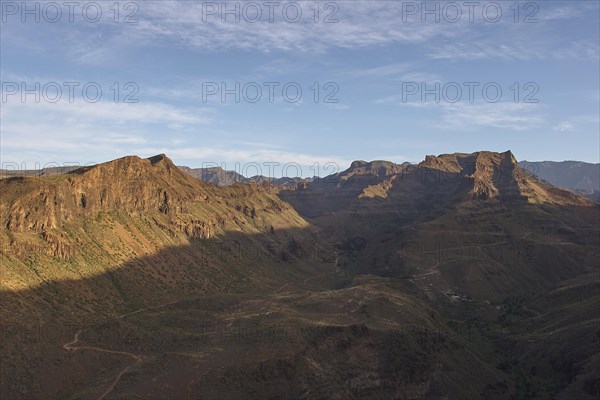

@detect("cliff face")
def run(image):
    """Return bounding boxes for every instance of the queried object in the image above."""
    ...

[423,151,526,201]
[1,154,207,233]
[416,150,592,204]
[277,160,412,216]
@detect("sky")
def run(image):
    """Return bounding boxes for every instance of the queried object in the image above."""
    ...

[1,0,599,177]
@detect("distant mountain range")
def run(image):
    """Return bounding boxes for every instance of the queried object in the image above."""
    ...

[518,160,600,201]
[177,165,314,186]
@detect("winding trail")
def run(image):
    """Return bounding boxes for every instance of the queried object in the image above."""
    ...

[411,259,440,280]
[62,301,179,400]
[63,330,143,400]
[64,261,343,399]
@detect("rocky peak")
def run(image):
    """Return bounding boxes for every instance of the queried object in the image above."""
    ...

[1,154,205,233]
[413,151,589,204]
[71,154,180,179]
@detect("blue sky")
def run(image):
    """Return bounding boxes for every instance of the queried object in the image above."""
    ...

[1,0,599,177]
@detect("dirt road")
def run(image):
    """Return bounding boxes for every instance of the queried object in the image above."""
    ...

[63,301,179,400]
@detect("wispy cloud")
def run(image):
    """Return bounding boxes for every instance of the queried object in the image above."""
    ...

[344,63,414,79]
[377,97,544,131]
[2,1,467,65]
[1,96,215,166]
[428,38,599,62]
[440,102,543,131]
[134,1,461,53]
[3,2,597,64]
[2,99,212,125]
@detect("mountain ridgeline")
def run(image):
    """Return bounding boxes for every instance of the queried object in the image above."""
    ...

[177,157,599,201]
[1,151,598,400]
[3,154,597,200]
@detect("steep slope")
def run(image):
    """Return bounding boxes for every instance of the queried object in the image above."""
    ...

[424,151,593,204]
[279,151,597,306]
[0,154,327,293]
[283,150,593,217]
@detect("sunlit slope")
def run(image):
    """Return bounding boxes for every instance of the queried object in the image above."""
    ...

[0,154,326,301]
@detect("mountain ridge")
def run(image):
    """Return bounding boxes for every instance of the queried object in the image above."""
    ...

[1,149,598,400]
[3,153,598,201]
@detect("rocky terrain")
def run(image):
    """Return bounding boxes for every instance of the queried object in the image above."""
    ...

[1,151,598,399]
